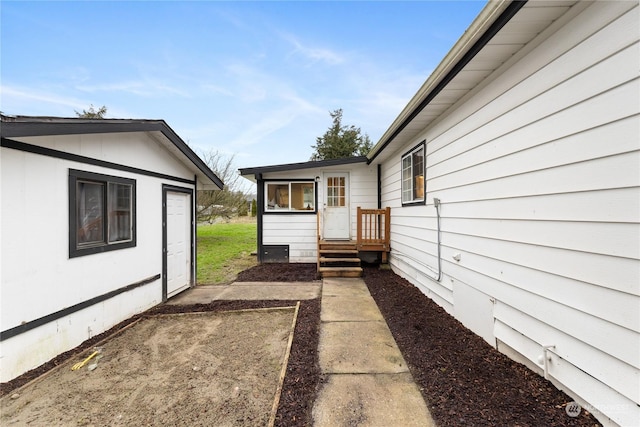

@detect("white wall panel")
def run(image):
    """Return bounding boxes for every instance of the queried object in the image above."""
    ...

[379,3,640,424]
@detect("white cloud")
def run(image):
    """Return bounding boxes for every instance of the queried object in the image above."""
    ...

[0,85,85,115]
[201,83,234,97]
[280,32,344,66]
[75,79,191,98]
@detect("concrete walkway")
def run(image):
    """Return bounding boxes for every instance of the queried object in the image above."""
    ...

[166,281,321,304]
[166,278,434,426]
[312,278,435,427]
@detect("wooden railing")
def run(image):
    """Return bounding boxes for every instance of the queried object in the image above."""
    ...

[316,211,321,271]
[357,207,391,262]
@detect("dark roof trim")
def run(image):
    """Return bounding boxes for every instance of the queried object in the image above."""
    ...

[2,137,196,185]
[239,156,368,176]
[1,273,160,342]
[0,115,224,190]
[368,0,527,163]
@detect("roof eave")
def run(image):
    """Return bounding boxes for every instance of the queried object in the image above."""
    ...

[239,156,368,181]
[367,0,522,162]
[0,115,224,190]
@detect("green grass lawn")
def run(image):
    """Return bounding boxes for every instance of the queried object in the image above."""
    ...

[196,220,257,284]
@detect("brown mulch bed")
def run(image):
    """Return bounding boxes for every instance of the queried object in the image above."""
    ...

[2,263,601,426]
[362,266,600,426]
[236,262,320,282]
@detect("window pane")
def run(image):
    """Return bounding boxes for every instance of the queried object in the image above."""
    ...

[77,181,104,245]
[108,183,132,242]
[290,183,314,210]
[266,183,289,209]
[401,156,413,202]
[326,176,345,207]
[413,148,424,200]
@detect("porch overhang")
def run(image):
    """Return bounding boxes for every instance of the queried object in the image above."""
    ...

[239,156,368,182]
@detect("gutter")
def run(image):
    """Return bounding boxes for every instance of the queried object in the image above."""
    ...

[367,0,526,163]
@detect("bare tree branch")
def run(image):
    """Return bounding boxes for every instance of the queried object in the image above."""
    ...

[197,149,254,223]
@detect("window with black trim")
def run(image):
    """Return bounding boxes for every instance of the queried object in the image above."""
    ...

[401,142,425,205]
[69,169,136,257]
[265,181,315,212]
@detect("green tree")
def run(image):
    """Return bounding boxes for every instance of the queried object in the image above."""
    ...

[75,104,108,118]
[310,109,372,160]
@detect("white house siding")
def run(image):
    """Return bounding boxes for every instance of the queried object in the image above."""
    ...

[380,2,639,426]
[0,135,197,382]
[263,215,318,262]
[17,132,196,181]
[347,163,379,237]
[261,163,377,262]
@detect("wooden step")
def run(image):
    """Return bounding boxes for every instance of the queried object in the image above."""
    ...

[317,240,362,277]
[318,266,363,278]
[319,241,357,251]
[319,257,361,263]
[320,249,358,258]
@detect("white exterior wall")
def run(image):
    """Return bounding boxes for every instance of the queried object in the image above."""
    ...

[0,133,196,382]
[380,2,639,426]
[262,163,377,262]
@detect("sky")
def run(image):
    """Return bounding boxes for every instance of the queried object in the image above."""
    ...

[1,0,486,174]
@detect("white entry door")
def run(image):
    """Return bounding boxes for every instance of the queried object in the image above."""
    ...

[166,191,192,298]
[323,173,350,239]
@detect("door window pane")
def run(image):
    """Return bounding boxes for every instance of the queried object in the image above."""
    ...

[327,176,345,207]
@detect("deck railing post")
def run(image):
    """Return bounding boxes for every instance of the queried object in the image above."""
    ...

[355,207,391,262]
[357,206,362,245]
[317,211,321,271]
[385,207,391,246]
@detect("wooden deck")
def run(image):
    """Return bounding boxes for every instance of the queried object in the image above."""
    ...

[317,207,391,278]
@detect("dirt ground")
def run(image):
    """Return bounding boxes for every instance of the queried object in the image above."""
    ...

[1,308,296,426]
[1,262,601,426]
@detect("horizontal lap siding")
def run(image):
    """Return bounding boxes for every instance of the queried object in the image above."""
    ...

[263,215,317,262]
[349,166,378,236]
[381,2,640,424]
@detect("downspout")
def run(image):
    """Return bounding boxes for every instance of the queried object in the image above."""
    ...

[193,175,198,286]
[434,198,442,282]
[377,164,382,209]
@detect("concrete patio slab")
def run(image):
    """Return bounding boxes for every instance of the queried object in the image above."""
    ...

[166,282,320,305]
[319,321,408,374]
[312,373,435,427]
[321,295,384,322]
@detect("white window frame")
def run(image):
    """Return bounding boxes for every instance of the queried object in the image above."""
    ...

[401,142,425,205]
[264,181,316,212]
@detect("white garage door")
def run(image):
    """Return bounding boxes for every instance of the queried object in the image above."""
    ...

[166,191,192,298]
